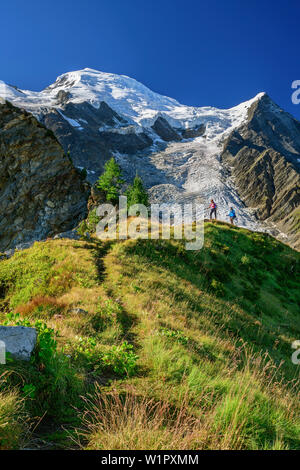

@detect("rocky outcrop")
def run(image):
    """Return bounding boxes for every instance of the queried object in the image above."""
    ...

[181,124,206,139]
[40,101,153,182]
[221,95,300,248]
[151,118,205,142]
[151,116,181,142]
[98,126,152,153]
[87,184,107,211]
[0,326,37,361]
[0,100,89,251]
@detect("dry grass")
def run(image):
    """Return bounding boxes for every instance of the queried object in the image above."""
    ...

[77,386,211,450]
[77,350,299,450]
[15,295,66,317]
[0,372,29,450]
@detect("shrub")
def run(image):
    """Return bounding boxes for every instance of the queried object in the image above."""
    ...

[159,328,188,345]
[70,336,98,366]
[78,208,101,236]
[102,341,138,377]
[210,279,225,296]
[241,255,251,266]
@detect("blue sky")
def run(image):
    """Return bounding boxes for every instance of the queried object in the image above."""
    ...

[1,0,300,118]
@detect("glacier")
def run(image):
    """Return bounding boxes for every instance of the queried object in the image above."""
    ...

[0,69,282,235]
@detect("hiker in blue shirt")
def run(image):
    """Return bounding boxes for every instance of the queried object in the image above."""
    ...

[228,207,236,225]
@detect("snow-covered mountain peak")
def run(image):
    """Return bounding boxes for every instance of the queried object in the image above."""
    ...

[0,68,266,137]
[47,70,268,139]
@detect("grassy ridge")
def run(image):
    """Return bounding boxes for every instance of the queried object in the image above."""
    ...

[0,222,299,449]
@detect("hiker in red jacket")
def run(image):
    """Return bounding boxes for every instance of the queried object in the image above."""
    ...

[209,199,217,220]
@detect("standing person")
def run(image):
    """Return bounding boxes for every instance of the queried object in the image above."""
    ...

[209,199,217,220]
[227,207,236,225]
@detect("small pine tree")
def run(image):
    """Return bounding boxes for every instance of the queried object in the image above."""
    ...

[97,157,124,203]
[66,151,73,164]
[79,167,87,180]
[126,175,149,209]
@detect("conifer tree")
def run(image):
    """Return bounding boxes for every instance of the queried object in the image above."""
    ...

[97,157,124,204]
[126,175,149,208]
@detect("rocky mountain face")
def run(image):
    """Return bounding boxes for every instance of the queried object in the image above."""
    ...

[40,101,153,179]
[221,95,300,248]
[0,99,89,252]
[39,107,207,182]
[0,69,299,247]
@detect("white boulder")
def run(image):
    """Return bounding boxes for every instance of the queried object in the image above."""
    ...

[0,326,37,361]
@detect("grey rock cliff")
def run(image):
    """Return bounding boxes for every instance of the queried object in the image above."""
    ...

[0,100,89,251]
